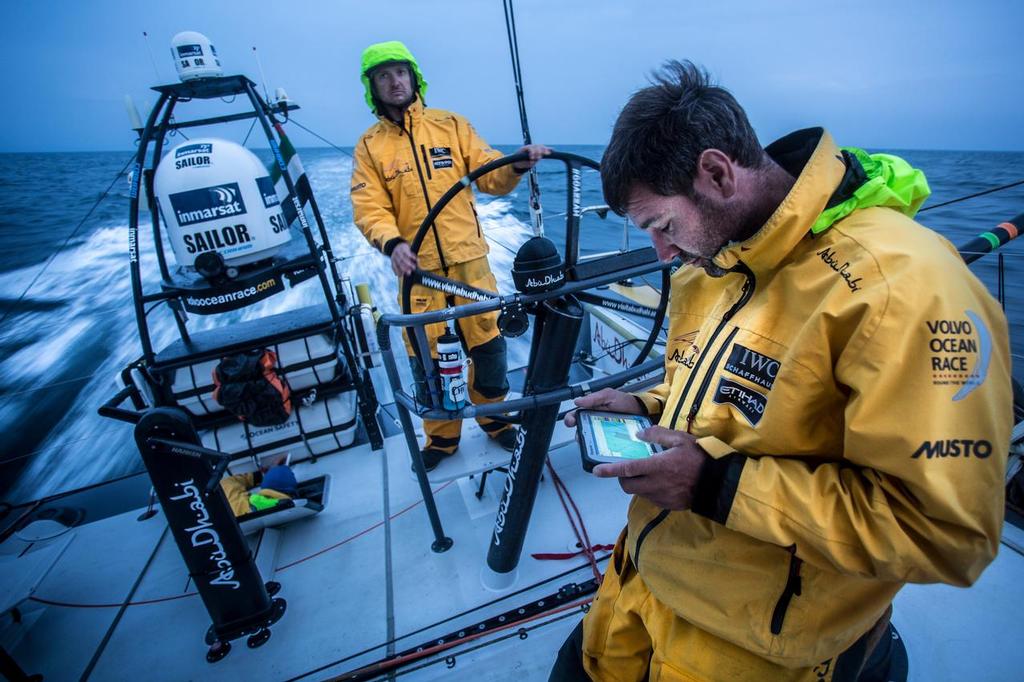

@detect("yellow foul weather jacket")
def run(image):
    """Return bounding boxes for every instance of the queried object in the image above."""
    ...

[350,97,521,272]
[619,128,1011,668]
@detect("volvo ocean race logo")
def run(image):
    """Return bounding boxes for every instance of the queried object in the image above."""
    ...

[925,310,992,401]
[169,182,247,226]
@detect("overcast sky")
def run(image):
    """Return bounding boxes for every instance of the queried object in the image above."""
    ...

[2,0,1022,153]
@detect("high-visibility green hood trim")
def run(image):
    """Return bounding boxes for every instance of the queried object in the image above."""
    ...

[812,147,930,234]
[360,41,428,115]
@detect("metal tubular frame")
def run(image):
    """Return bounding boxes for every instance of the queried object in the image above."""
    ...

[120,75,383,448]
[380,151,673,556]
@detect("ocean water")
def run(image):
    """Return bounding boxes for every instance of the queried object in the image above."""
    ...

[1,144,1022,505]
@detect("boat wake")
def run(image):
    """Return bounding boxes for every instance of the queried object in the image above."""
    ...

[1,155,534,504]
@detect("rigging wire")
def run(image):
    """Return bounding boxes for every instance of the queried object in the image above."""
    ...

[141,31,161,81]
[920,178,1024,213]
[288,118,354,158]
[502,0,544,236]
[241,115,258,146]
[0,153,136,328]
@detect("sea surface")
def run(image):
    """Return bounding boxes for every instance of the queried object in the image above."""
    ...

[1,144,1023,505]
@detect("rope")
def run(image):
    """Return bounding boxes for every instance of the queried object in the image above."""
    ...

[275,480,455,570]
[287,118,353,157]
[920,178,1024,213]
[540,458,603,582]
[0,153,136,327]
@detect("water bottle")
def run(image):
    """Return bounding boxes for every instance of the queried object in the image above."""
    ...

[437,329,467,410]
[356,303,380,367]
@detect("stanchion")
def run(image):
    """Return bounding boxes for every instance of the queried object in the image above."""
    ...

[483,295,583,589]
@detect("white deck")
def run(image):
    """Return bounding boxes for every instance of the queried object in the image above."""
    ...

[3,419,1023,681]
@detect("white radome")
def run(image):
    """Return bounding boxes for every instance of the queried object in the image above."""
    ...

[170,31,223,81]
[154,138,290,270]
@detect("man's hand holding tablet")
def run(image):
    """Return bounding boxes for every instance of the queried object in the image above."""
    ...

[567,388,709,511]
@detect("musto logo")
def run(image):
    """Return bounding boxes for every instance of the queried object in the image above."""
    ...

[925,311,992,401]
[169,182,247,227]
[912,439,992,459]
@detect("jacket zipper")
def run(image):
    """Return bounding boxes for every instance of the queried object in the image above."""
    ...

[402,113,448,272]
[685,326,740,433]
[471,204,482,239]
[632,265,755,570]
[633,509,670,572]
[770,547,803,635]
[666,263,756,432]
[419,144,432,180]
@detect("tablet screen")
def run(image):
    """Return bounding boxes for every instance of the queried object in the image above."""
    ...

[588,414,655,459]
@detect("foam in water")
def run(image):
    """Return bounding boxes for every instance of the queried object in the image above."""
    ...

[3,155,536,503]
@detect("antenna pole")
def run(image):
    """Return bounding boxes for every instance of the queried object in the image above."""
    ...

[142,31,161,81]
[252,46,271,102]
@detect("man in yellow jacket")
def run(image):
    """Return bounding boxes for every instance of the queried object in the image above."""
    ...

[551,61,1011,681]
[351,41,549,471]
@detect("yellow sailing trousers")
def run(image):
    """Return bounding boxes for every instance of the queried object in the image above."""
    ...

[401,257,511,452]
[582,532,858,682]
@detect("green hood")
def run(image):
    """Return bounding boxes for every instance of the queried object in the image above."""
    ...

[360,41,428,115]
[812,147,931,234]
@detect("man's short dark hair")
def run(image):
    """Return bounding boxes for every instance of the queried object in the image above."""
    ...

[601,60,764,215]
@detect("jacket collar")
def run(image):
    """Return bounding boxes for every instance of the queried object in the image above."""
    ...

[379,95,424,131]
[713,128,847,276]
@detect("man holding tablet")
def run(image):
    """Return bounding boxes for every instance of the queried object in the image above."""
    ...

[551,61,1011,682]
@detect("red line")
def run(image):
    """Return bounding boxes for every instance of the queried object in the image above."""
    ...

[276,480,456,571]
[330,596,594,680]
[29,480,457,607]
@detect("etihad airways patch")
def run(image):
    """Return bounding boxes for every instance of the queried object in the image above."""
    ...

[925,310,992,401]
[712,377,766,426]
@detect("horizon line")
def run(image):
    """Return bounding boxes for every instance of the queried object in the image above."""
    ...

[4,144,1024,155]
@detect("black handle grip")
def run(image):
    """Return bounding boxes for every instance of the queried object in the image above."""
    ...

[98,385,143,424]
